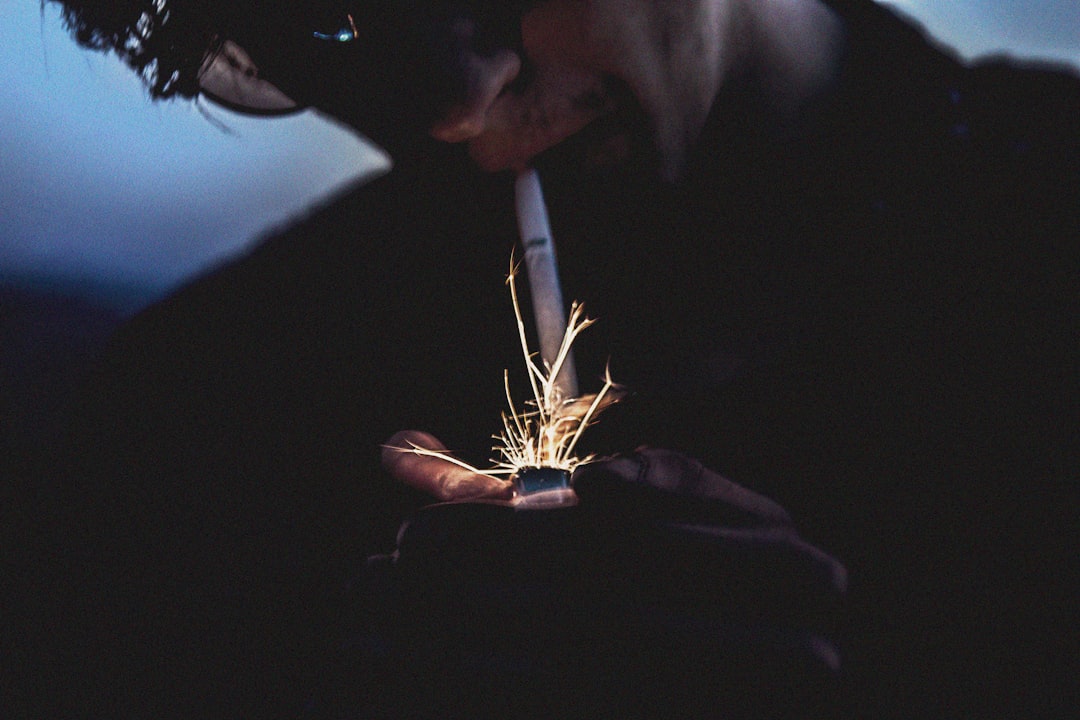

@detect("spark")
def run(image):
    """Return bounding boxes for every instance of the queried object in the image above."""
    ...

[391,256,622,481]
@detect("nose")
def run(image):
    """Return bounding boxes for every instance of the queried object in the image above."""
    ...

[429,49,521,143]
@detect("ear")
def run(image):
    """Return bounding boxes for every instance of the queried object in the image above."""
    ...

[197,40,302,116]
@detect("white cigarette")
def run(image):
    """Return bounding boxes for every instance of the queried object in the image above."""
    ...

[514,168,579,399]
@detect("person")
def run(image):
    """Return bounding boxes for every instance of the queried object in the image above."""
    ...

[11,0,1077,717]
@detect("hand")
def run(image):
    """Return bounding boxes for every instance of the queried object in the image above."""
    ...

[381,430,513,502]
[360,446,849,717]
[573,446,796,526]
[572,447,848,672]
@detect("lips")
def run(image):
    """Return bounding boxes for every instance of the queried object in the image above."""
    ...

[457,64,602,171]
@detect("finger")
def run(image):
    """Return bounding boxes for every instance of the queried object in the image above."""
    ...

[575,448,792,527]
[382,430,512,501]
[662,522,849,598]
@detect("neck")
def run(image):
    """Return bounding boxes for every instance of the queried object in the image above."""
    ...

[644,0,845,179]
[735,0,845,114]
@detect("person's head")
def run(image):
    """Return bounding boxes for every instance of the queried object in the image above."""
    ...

[53,1,513,154]
[54,0,842,177]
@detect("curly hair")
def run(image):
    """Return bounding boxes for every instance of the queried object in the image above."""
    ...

[46,1,535,152]
[51,0,222,99]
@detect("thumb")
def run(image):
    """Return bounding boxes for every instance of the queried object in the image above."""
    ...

[382,430,512,501]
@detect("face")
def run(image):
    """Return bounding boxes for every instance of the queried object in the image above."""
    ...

[425,0,734,179]
[202,0,737,178]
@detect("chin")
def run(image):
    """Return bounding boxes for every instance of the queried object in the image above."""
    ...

[472,88,658,176]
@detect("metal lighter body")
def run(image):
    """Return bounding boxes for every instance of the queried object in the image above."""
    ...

[511,467,578,509]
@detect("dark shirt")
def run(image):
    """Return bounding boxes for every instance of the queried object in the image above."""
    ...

[21,3,1079,717]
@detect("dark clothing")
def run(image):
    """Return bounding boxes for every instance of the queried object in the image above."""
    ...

[13,2,1078,717]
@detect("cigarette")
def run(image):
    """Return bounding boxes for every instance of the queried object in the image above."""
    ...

[514,168,579,399]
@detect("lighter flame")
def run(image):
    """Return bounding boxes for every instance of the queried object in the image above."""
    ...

[402,257,620,478]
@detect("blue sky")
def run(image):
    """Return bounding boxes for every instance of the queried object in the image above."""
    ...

[0,1,387,305]
[1,1,1077,309]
